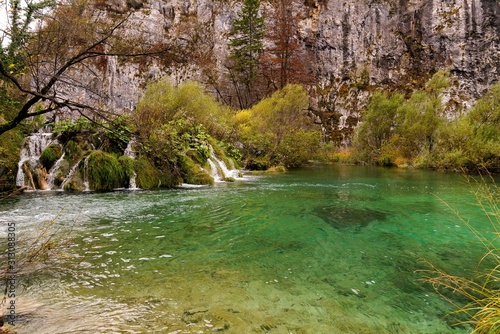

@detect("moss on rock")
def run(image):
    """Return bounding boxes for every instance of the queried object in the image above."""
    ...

[180,156,214,185]
[40,144,63,170]
[0,130,24,191]
[86,151,126,191]
[134,157,181,189]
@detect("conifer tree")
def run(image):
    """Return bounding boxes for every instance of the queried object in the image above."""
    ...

[227,0,265,109]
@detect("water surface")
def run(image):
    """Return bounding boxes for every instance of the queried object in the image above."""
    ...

[1,165,496,333]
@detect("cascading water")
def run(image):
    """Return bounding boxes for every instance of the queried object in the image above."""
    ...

[124,139,138,190]
[60,162,80,190]
[46,153,65,190]
[207,158,224,181]
[16,132,55,189]
[82,157,90,192]
[207,145,242,182]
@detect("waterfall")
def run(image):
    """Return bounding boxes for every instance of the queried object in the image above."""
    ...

[16,132,55,189]
[124,139,138,190]
[46,152,65,190]
[207,158,224,182]
[82,157,90,192]
[207,145,242,182]
[60,161,80,190]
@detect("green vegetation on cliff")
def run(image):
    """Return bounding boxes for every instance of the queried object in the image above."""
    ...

[352,71,500,173]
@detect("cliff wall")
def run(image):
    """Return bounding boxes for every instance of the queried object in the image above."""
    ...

[88,0,499,144]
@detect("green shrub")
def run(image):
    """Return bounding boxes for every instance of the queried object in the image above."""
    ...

[0,129,25,191]
[245,156,271,170]
[134,157,161,189]
[235,84,321,168]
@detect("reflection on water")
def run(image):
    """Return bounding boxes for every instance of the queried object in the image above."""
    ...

[1,165,496,333]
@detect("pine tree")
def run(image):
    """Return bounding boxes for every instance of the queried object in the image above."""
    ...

[227,0,265,109]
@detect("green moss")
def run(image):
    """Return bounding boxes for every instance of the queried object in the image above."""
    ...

[86,151,126,191]
[40,144,62,170]
[0,129,25,191]
[62,167,85,191]
[134,157,160,189]
[118,156,135,181]
[180,156,214,185]
[134,157,180,189]
[63,177,84,191]
[63,139,86,166]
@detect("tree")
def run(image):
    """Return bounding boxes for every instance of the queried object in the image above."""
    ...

[227,0,265,109]
[235,84,321,167]
[262,0,312,90]
[352,70,450,166]
[352,91,404,164]
[0,0,174,136]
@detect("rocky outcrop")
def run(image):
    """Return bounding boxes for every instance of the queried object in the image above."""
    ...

[80,0,499,144]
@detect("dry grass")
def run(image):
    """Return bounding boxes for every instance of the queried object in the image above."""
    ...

[420,173,500,333]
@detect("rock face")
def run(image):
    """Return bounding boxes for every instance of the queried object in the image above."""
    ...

[86,0,499,144]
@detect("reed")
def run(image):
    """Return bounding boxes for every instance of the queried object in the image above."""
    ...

[421,173,500,333]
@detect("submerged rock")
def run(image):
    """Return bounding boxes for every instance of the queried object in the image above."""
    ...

[314,205,387,229]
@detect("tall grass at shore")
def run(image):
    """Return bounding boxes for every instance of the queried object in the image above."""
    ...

[421,174,500,333]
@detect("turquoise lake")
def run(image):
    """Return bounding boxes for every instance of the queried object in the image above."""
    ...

[1,164,498,333]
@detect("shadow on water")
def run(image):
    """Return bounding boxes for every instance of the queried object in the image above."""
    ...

[313,205,388,229]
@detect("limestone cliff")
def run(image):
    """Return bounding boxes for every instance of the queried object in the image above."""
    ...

[89,0,499,144]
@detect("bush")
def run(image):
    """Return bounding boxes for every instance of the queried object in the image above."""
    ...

[118,155,135,184]
[235,84,321,167]
[133,79,232,141]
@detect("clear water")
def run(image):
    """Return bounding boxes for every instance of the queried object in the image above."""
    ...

[1,165,497,333]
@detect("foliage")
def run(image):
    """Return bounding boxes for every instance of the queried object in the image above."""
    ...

[133,157,179,189]
[0,0,174,136]
[262,0,312,90]
[63,139,85,165]
[54,116,131,155]
[179,155,214,186]
[134,79,233,141]
[53,117,94,138]
[235,84,321,168]
[0,129,24,191]
[351,70,498,172]
[40,144,63,170]
[85,151,126,191]
[352,91,404,164]
[132,79,241,186]
[276,130,321,167]
[0,87,29,191]
[118,155,135,182]
[227,0,265,108]
[0,0,56,73]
